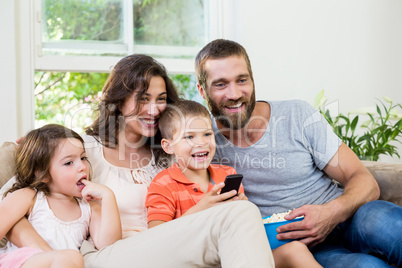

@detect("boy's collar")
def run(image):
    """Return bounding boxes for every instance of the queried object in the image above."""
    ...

[167,162,229,185]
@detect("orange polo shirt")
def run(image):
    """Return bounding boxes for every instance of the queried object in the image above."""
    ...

[146,162,244,223]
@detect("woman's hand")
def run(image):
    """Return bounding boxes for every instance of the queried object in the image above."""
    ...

[15,136,24,144]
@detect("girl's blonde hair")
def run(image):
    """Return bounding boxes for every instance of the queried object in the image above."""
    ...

[4,124,86,197]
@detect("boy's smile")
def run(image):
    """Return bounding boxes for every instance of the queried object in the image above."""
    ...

[163,115,216,176]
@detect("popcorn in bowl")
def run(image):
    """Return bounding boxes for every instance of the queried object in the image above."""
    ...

[262,210,293,224]
[262,210,304,249]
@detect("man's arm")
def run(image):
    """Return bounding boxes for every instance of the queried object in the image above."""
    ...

[321,142,380,222]
[277,143,380,247]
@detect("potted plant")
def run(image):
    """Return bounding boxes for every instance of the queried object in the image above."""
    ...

[314,90,402,161]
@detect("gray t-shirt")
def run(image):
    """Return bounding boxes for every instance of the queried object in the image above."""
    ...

[211,100,343,217]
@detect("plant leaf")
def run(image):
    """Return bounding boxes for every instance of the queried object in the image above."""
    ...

[351,116,359,132]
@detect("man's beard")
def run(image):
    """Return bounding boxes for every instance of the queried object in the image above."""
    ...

[206,90,256,130]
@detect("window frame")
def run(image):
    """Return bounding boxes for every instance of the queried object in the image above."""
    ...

[33,0,224,73]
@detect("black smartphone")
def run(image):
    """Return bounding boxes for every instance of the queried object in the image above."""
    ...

[220,174,243,200]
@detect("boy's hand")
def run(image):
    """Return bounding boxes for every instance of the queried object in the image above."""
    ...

[237,192,248,201]
[216,182,248,201]
[80,180,114,202]
[185,183,240,215]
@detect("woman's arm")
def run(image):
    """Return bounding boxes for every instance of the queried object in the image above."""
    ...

[1,188,52,250]
[6,217,52,251]
[0,189,35,239]
[81,180,122,250]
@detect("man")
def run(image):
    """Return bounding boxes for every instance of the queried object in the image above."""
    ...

[195,39,402,267]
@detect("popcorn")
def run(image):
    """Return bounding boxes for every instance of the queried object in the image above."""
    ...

[262,210,292,224]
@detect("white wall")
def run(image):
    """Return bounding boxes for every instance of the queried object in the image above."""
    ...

[0,0,18,144]
[234,0,402,110]
[231,0,402,163]
[0,0,35,146]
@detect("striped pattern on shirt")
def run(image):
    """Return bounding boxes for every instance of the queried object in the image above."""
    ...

[146,162,243,223]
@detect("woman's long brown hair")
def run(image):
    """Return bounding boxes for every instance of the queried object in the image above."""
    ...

[85,54,180,167]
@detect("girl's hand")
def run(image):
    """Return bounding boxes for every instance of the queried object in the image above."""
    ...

[80,180,113,202]
[85,180,121,249]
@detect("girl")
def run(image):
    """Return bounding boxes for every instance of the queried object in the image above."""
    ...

[0,124,121,268]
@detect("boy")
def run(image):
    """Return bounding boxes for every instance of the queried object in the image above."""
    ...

[145,100,322,268]
[146,100,246,227]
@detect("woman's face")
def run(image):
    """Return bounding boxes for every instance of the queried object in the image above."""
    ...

[121,76,168,140]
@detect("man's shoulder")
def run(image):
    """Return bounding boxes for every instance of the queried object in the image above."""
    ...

[261,99,312,108]
[264,99,315,117]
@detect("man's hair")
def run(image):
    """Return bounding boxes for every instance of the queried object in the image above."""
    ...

[159,100,211,140]
[195,39,254,91]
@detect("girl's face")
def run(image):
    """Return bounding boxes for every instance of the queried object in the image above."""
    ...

[121,75,167,141]
[46,138,89,198]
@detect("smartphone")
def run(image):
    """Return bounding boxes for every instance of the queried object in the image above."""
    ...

[220,174,243,200]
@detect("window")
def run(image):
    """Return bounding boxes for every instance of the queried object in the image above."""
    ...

[34,0,223,73]
[33,0,222,130]
[11,0,233,136]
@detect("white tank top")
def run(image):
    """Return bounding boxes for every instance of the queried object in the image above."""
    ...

[1,191,91,253]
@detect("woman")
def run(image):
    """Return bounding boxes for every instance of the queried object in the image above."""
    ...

[4,54,274,267]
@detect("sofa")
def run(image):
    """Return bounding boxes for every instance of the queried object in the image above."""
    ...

[1,141,402,247]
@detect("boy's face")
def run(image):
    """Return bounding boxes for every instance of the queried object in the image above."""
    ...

[162,115,216,173]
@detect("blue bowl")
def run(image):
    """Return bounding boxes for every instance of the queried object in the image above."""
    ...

[263,216,304,249]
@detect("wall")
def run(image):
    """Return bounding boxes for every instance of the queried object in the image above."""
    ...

[231,0,402,163]
[0,0,35,146]
[0,0,18,144]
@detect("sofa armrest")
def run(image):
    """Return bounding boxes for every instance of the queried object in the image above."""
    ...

[0,142,16,190]
[0,142,16,248]
[362,160,402,206]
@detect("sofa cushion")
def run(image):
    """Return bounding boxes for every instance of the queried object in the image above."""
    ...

[0,142,16,247]
[362,160,402,207]
[0,142,16,189]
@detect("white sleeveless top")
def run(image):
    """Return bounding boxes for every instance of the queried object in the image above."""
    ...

[1,191,91,253]
[82,135,163,238]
